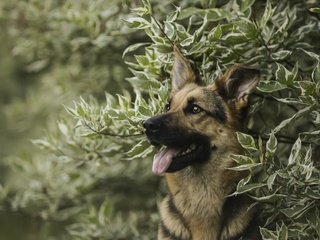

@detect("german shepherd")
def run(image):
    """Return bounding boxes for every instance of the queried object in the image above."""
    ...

[143,46,261,240]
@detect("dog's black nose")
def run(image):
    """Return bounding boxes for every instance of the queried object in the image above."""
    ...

[143,118,161,133]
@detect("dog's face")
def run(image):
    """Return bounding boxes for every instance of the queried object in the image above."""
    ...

[144,47,259,175]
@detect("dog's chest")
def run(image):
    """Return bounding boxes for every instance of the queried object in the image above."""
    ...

[166,171,225,233]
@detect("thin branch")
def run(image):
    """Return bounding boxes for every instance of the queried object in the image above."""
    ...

[248,129,318,146]
[83,121,144,138]
[252,92,300,113]
[150,14,175,47]
[307,9,320,22]
[257,30,307,77]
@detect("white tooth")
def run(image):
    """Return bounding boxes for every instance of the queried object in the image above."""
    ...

[177,145,197,157]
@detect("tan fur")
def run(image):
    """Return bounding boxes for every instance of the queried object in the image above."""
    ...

[146,47,260,240]
[159,86,254,239]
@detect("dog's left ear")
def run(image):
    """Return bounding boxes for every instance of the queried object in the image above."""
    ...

[171,46,199,93]
[213,65,260,108]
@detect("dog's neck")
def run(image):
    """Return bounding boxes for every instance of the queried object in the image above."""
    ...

[165,152,236,212]
[164,151,254,239]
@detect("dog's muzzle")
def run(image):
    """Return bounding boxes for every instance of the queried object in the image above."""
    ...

[143,115,172,145]
[143,115,212,175]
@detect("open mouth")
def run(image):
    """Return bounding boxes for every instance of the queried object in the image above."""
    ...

[152,141,211,175]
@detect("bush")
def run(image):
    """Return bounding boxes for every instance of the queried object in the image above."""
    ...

[1,0,319,239]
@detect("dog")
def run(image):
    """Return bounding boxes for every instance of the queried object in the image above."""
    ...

[143,46,261,240]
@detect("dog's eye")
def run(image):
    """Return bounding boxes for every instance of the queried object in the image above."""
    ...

[164,103,171,112]
[191,104,202,114]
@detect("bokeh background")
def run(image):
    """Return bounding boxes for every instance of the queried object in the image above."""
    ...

[0,0,319,239]
[0,1,156,239]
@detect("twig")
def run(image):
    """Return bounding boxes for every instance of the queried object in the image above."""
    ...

[252,92,299,113]
[150,14,175,47]
[257,30,307,78]
[83,121,144,138]
[248,129,318,146]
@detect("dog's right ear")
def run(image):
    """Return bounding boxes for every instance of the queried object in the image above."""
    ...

[209,65,260,112]
[171,46,198,93]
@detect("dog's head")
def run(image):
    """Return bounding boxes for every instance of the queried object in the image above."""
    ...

[144,47,260,175]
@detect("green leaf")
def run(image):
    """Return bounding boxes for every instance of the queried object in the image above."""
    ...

[299,95,316,105]
[271,50,291,60]
[273,106,312,133]
[260,227,278,240]
[31,139,53,150]
[309,7,320,13]
[189,41,207,54]
[236,19,258,39]
[164,22,175,39]
[58,122,69,137]
[131,7,150,17]
[299,48,320,62]
[0,184,7,200]
[297,81,316,96]
[98,200,114,225]
[166,6,181,22]
[273,97,304,105]
[261,223,288,240]
[194,13,208,40]
[304,187,320,200]
[267,172,277,190]
[206,8,231,21]
[199,0,217,8]
[236,182,266,194]
[178,7,231,21]
[257,81,287,93]
[126,140,151,159]
[178,7,198,19]
[127,74,161,92]
[26,59,48,72]
[260,0,273,28]
[123,17,150,29]
[65,105,79,117]
[240,0,255,12]
[223,32,249,45]
[266,132,277,157]
[312,63,320,82]
[175,23,189,39]
[208,24,222,41]
[236,132,258,151]
[251,193,286,202]
[231,154,255,165]
[281,202,312,219]
[180,35,195,47]
[122,43,150,58]
[277,223,288,240]
[228,163,262,171]
[288,137,301,166]
[141,0,152,14]
[135,55,149,66]
[275,63,297,86]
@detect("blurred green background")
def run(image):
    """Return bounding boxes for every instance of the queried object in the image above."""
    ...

[0,0,142,239]
[1,0,319,239]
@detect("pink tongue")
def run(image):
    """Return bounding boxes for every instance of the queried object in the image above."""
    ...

[153,147,180,175]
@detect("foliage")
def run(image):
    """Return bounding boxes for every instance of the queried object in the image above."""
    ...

[0,0,138,158]
[1,0,320,239]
